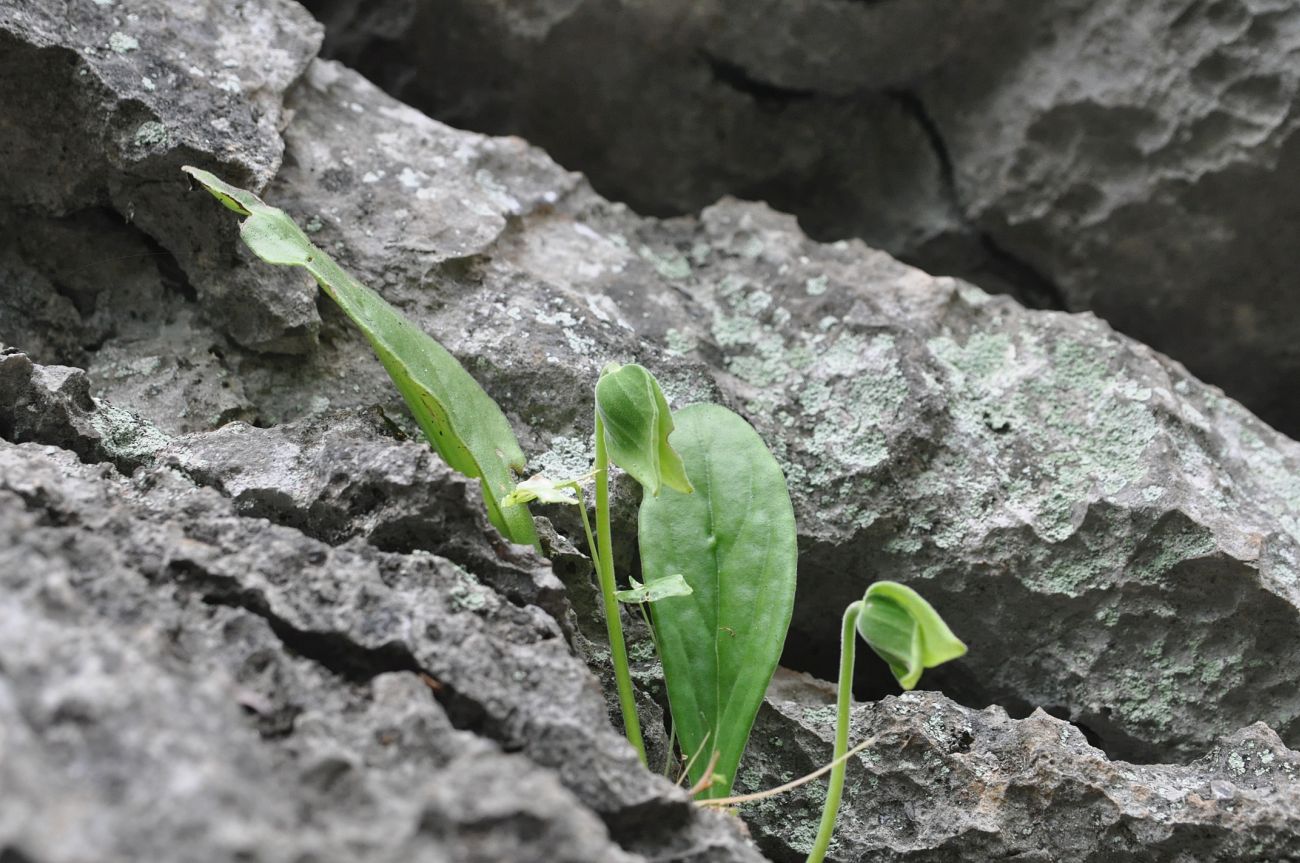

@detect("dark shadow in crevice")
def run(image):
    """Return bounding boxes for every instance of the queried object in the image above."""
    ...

[886,88,1069,311]
[164,559,505,746]
[701,52,819,104]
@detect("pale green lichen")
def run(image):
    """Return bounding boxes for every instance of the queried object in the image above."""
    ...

[133,120,168,149]
[924,327,1163,545]
[663,328,696,357]
[89,402,171,462]
[533,435,594,481]
[638,245,691,280]
[447,566,493,612]
[701,265,910,529]
[108,32,139,53]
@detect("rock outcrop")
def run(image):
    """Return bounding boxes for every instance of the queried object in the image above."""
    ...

[739,672,1300,862]
[0,362,760,862]
[3,0,1300,859]
[302,0,1300,437]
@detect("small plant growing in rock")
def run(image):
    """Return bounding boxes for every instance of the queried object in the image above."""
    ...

[182,167,541,551]
[184,168,967,860]
[807,581,966,862]
[507,361,697,763]
[505,365,798,790]
[700,581,965,862]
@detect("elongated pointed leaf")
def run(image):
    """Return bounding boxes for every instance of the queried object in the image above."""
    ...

[638,404,796,798]
[857,581,966,690]
[614,573,693,604]
[183,167,539,550]
[595,363,692,496]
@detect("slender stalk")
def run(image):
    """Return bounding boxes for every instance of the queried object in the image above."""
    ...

[593,414,647,764]
[696,736,877,807]
[567,482,602,576]
[663,721,678,778]
[806,600,863,863]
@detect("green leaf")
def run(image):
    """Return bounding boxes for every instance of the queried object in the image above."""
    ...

[501,474,580,507]
[183,167,539,550]
[595,363,693,496]
[614,573,693,604]
[638,404,797,798]
[857,581,967,690]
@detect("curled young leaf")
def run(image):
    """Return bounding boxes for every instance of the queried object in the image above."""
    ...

[614,573,693,604]
[183,167,539,550]
[595,363,693,496]
[502,474,580,507]
[856,581,967,690]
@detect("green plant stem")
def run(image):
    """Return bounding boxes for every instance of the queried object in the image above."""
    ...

[807,600,863,863]
[567,483,602,576]
[594,414,647,765]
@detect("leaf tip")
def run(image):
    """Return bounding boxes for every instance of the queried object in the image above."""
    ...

[181,165,254,216]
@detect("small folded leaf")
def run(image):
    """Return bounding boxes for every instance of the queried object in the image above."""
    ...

[502,474,581,507]
[595,363,693,496]
[857,581,967,690]
[614,573,693,604]
[184,166,539,550]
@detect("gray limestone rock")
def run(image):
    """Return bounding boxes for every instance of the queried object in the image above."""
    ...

[0,348,171,473]
[163,57,1300,763]
[9,37,1300,768]
[0,0,324,352]
[0,432,761,863]
[301,0,1300,438]
[5,2,1300,857]
[736,672,1300,862]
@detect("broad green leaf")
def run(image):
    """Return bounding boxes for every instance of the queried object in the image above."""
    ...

[501,474,580,507]
[857,581,967,690]
[638,404,796,798]
[183,167,539,550]
[595,363,692,496]
[614,573,693,604]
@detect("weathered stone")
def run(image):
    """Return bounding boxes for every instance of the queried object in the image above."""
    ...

[0,348,171,473]
[156,408,570,621]
[155,56,1300,762]
[0,210,258,434]
[301,0,1300,437]
[736,672,1300,862]
[0,0,324,352]
[23,51,1284,767]
[5,3,1300,856]
[0,434,761,862]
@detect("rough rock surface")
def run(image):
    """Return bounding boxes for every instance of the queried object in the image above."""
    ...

[0,376,761,862]
[5,0,1300,858]
[302,0,1300,437]
[0,0,324,352]
[162,53,1300,764]
[5,0,1300,767]
[737,672,1300,862]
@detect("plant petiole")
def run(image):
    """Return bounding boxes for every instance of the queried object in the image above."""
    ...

[804,600,863,863]
[593,413,647,765]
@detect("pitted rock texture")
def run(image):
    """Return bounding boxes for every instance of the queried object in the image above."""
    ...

[0,410,761,862]
[5,1,1300,857]
[0,348,171,474]
[736,673,1300,862]
[301,0,1300,438]
[154,409,569,622]
[0,0,324,352]
[4,10,1300,770]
